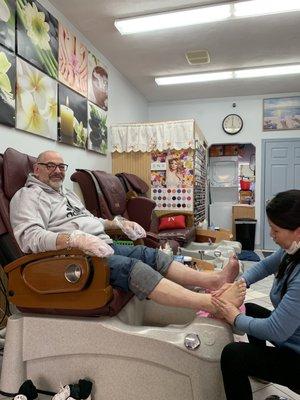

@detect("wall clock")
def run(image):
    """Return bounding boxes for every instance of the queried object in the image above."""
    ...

[222,114,243,135]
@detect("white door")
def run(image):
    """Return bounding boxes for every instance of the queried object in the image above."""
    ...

[262,139,300,250]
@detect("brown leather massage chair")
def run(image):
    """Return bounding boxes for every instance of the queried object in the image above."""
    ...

[70,169,160,248]
[0,148,234,400]
[71,170,196,249]
[115,172,150,197]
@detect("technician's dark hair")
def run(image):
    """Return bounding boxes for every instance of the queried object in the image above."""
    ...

[266,190,300,231]
[267,190,300,295]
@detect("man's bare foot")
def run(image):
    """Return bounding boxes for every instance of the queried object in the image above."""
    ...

[214,255,240,289]
[220,280,246,308]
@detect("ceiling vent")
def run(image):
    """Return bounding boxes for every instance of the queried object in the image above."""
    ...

[185,50,210,65]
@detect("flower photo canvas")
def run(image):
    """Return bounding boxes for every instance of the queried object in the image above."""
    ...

[0,0,15,52]
[58,24,87,97]
[16,57,57,139]
[88,52,108,110]
[0,44,15,126]
[87,101,107,154]
[16,0,58,78]
[58,83,87,148]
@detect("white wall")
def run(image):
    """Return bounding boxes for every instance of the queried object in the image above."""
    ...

[3,0,300,246]
[148,93,300,246]
[0,0,148,189]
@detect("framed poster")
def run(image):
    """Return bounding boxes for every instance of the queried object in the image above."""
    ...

[88,51,108,110]
[0,44,15,126]
[263,96,300,131]
[87,101,107,154]
[166,149,194,188]
[58,83,87,148]
[0,0,15,51]
[151,149,194,211]
[17,0,58,78]
[16,57,57,139]
[58,24,87,96]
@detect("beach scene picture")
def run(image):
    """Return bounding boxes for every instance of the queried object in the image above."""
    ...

[263,97,300,130]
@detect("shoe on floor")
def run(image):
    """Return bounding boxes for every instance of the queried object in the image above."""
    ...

[52,385,71,400]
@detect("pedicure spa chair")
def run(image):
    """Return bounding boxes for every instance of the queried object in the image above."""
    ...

[0,148,234,400]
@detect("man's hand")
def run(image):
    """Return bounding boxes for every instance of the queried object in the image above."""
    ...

[69,230,114,257]
[114,216,146,240]
[211,297,242,325]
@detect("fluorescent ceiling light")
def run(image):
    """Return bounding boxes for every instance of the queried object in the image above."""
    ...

[115,0,300,35]
[155,71,233,86]
[234,0,300,18]
[155,64,300,85]
[234,65,300,78]
[114,4,231,35]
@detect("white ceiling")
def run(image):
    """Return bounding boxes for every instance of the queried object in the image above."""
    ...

[49,0,300,102]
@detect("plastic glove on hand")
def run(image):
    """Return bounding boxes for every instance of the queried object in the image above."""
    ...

[114,216,146,240]
[69,230,114,257]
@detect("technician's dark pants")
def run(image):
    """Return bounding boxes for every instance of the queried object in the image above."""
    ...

[221,303,300,400]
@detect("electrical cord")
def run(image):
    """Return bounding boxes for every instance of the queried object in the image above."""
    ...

[0,389,56,398]
[0,273,11,326]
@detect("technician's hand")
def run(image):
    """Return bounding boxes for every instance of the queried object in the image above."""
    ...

[211,297,242,325]
[114,216,146,240]
[69,230,114,258]
[211,282,232,297]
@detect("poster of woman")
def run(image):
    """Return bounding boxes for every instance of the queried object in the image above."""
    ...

[166,157,184,187]
[150,149,194,211]
[166,150,194,187]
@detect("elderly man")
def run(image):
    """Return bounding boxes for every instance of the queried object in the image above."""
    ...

[10,150,245,314]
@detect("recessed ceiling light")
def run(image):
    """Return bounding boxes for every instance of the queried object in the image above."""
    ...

[155,64,300,85]
[234,0,300,18]
[155,71,233,86]
[234,64,300,78]
[115,0,300,35]
[114,4,231,35]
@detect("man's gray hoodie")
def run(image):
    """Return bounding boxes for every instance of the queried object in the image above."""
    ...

[10,173,112,253]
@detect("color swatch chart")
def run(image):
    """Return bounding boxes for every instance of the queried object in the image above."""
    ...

[151,187,194,211]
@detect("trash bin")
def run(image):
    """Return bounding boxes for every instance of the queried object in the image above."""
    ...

[235,218,257,250]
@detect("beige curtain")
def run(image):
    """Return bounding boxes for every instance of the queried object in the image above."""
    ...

[111,119,201,153]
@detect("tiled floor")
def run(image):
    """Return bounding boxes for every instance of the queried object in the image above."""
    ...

[240,252,300,400]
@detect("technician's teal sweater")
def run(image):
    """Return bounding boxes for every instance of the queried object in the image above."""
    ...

[236,249,300,354]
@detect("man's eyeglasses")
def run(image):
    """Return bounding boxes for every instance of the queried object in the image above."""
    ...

[37,162,68,172]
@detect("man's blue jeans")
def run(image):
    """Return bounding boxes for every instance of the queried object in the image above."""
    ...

[108,244,173,300]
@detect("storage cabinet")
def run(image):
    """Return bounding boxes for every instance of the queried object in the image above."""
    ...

[196,228,233,243]
[232,204,255,240]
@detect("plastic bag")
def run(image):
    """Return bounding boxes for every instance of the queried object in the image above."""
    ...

[113,216,146,241]
[69,230,114,257]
